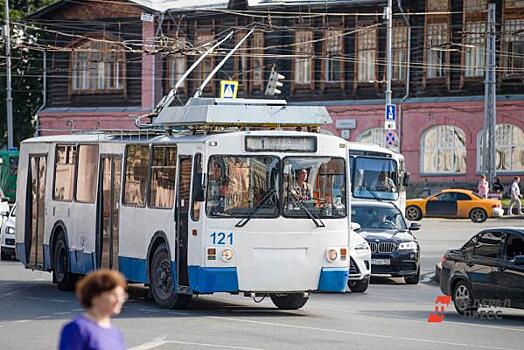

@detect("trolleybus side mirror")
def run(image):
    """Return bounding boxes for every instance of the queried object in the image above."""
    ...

[350,222,361,232]
[193,172,205,202]
[403,172,410,187]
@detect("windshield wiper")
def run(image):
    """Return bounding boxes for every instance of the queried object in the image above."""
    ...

[287,190,325,228]
[235,189,277,227]
[365,185,383,202]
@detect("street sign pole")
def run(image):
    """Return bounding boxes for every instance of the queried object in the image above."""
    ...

[384,0,395,149]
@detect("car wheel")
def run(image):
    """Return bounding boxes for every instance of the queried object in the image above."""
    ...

[404,268,420,285]
[348,278,369,293]
[150,243,192,309]
[469,208,487,223]
[53,232,77,291]
[0,249,8,261]
[406,206,422,221]
[270,293,308,310]
[453,280,478,315]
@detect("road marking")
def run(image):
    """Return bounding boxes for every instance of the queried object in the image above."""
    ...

[443,319,524,333]
[54,312,72,315]
[13,320,30,323]
[204,315,517,350]
[51,299,71,303]
[137,308,162,313]
[35,315,52,319]
[129,338,264,350]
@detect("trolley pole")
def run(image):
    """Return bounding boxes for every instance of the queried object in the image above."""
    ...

[484,3,496,184]
[4,0,14,149]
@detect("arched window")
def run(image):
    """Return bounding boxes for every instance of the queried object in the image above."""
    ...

[478,124,524,172]
[71,40,125,93]
[421,125,467,174]
[358,127,399,152]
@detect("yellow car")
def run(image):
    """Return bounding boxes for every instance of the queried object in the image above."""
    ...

[406,189,503,223]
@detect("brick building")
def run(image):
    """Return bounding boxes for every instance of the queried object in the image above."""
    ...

[27,0,524,194]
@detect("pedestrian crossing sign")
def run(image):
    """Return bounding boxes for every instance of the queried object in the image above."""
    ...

[220,80,239,99]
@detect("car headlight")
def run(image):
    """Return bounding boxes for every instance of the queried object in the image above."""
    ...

[354,242,370,251]
[398,241,417,251]
[7,227,15,235]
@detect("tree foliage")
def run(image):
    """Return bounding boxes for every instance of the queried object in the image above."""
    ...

[0,0,56,147]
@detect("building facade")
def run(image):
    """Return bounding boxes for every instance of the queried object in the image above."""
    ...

[28,0,524,194]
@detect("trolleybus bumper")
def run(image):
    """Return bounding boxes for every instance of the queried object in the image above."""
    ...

[318,267,349,292]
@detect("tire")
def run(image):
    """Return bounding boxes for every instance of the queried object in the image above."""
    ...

[404,268,420,285]
[270,293,309,310]
[452,280,478,315]
[53,232,77,291]
[1,249,8,261]
[348,278,369,293]
[469,208,487,223]
[406,206,422,221]
[150,243,192,309]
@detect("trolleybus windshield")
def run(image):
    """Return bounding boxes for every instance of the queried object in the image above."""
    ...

[206,156,280,218]
[352,157,399,200]
[283,157,346,219]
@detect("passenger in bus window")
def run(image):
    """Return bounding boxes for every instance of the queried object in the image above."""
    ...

[59,269,127,350]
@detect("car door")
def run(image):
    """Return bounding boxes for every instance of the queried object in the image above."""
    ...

[466,231,505,301]
[497,232,524,307]
[426,192,457,217]
[455,192,473,218]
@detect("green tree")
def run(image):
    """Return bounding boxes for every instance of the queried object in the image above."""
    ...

[0,0,56,147]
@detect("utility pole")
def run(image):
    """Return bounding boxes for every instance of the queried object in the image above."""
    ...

[484,3,496,184]
[385,0,392,111]
[4,0,14,149]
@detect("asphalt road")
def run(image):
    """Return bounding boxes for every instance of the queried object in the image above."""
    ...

[1,218,523,350]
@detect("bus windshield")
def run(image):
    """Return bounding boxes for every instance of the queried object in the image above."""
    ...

[206,156,280,218]
[352,157,399,200]
[351,205,407,230]
[283,157,346,219]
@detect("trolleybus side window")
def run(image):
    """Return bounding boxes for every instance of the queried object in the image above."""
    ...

[53,145,77,201]
[283,157,347,219]
[206,156,280,218]
[75,144,99,203]
[149,145,177,209]
[191,153,203,221]
[123,145,150,207]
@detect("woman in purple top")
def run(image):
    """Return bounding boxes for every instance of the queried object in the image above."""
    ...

[59,269,128,350]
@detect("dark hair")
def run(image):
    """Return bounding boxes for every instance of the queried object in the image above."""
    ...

[76,269,127,308]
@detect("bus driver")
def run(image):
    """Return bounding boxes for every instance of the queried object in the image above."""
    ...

[291,169,312,200]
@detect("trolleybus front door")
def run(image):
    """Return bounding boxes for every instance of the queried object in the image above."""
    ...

[175,156,192,292]
[97,156,122,270]
[26,155,47,269]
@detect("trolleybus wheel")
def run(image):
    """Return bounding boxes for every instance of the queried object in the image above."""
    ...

[150,243,192,309]
[53,232,77,291]
[270,293,308,310]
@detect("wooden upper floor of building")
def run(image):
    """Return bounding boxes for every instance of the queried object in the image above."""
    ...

[26,0,524,108]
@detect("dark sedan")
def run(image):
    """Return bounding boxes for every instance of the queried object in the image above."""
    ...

[440,227,524,314]
[352,201,421,284]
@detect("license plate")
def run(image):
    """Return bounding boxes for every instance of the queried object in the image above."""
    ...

[371,259,390,265]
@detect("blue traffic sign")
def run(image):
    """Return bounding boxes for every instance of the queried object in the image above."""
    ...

[385,130,397,146]
[385,104,396,121]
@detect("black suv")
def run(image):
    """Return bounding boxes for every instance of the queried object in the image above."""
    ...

[440,227,524,314]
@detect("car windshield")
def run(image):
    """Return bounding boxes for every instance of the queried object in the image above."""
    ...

[283,157,347,219]
[352,157,399,200]
[206,156,280,218]
[351,205,407,230]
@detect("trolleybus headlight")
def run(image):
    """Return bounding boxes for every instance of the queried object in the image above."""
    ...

[221,248,234,262]
[326,249,338,262]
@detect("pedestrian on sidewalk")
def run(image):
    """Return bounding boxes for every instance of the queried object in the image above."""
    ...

[477,175,489,199]
[509,176,522,216]
[59,269,128,350]
[492,177,504,195]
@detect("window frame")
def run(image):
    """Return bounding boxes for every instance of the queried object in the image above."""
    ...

[53,144,77,202]
[462,20,486,79]
[148,144,178,210]
[292,30,315,91]
[122,144,151,208]
[165,36,188,95]
[69,37,127,96]
[233,31,250,94]
[74,144,100,204]
[392,24,409,82]
[420,125,467,176]
[424,0,451,84]
[195,31,216,95]
[251,31,265,92]
[355,25,378,84]
[477,123,524,174]
[321,28,345,89]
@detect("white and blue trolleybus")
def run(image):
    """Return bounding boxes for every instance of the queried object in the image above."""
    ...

[15,97,351,309]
